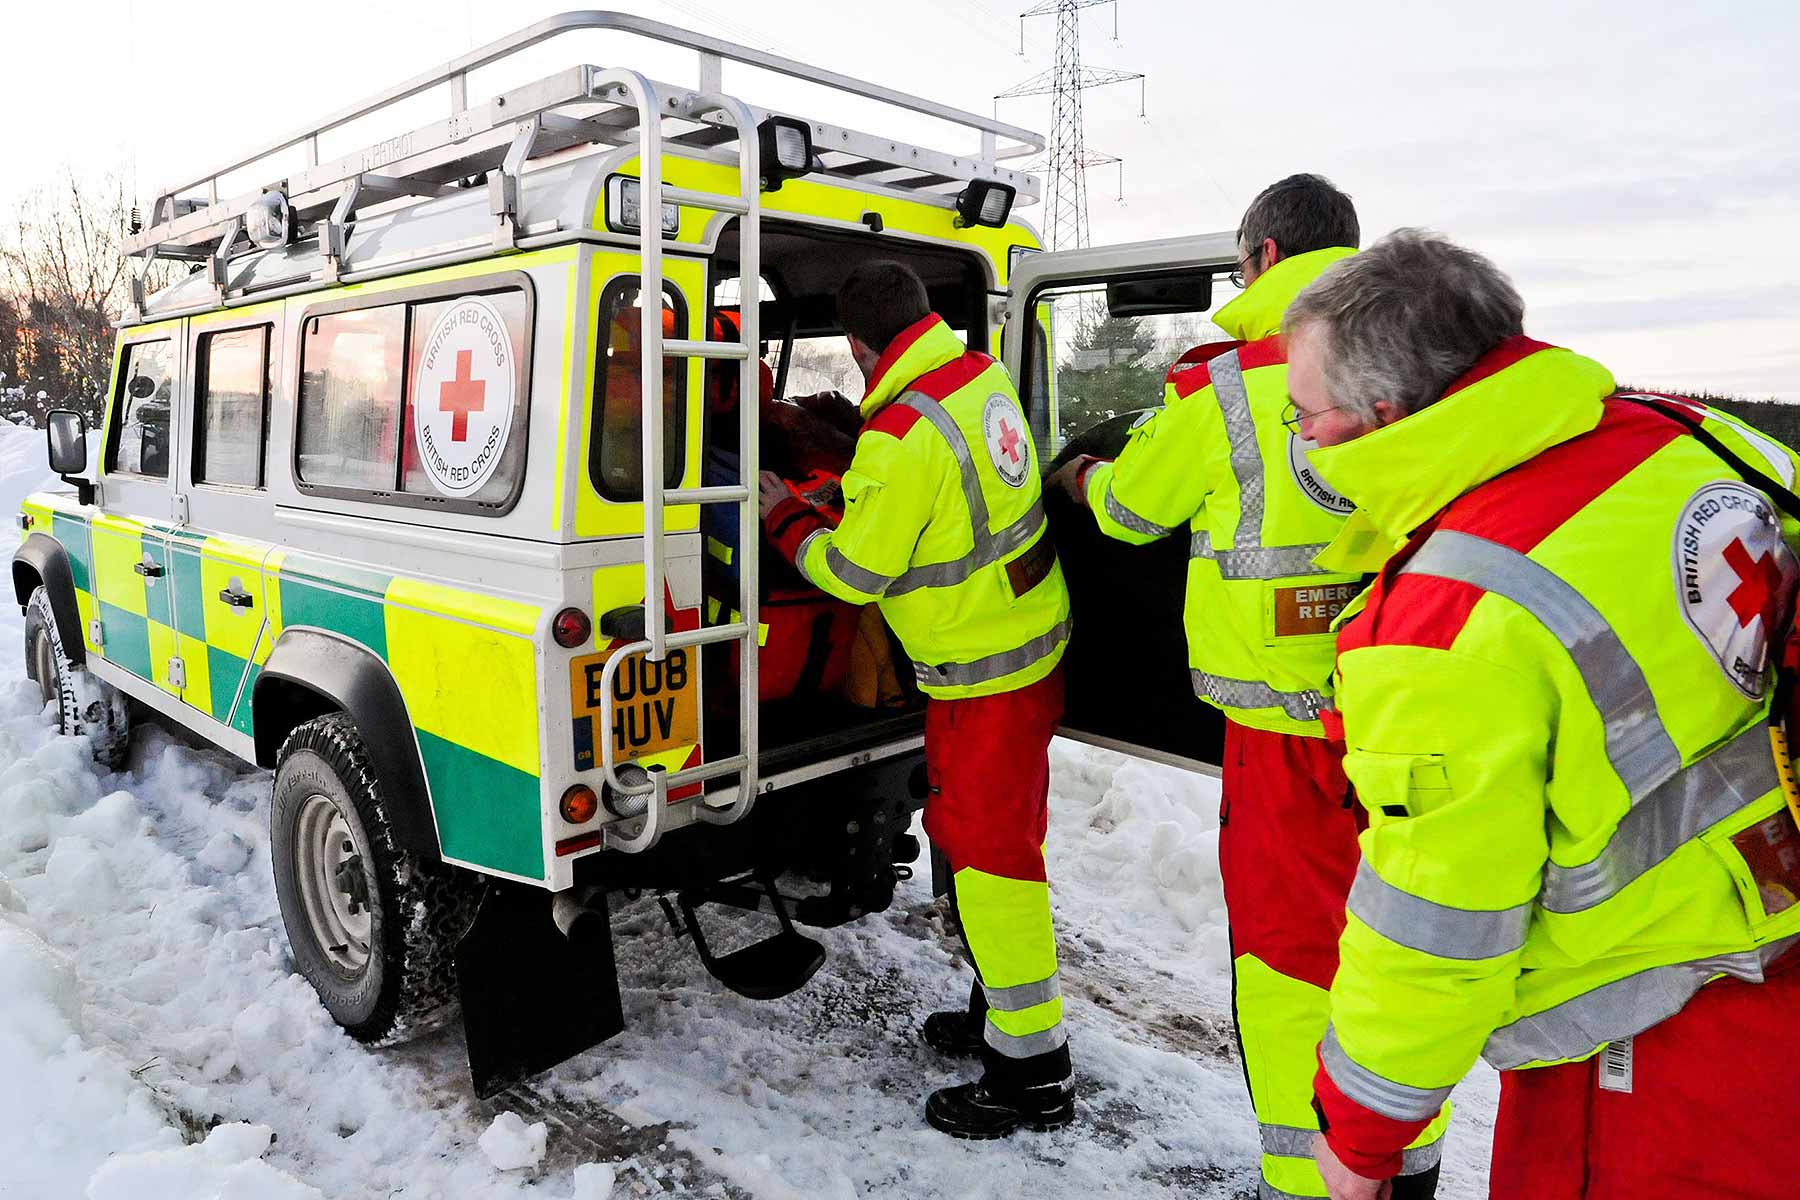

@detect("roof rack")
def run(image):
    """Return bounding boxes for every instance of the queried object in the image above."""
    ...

[123,10,1044,311]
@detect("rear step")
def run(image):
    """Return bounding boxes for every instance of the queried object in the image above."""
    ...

[663,877,825,1001]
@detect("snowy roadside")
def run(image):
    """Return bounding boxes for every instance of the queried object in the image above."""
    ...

[0,426,1495,1199]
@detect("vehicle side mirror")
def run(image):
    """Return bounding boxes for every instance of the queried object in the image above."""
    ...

[127,374,157,400]
[45,409,95,505]
[47,409,87,474]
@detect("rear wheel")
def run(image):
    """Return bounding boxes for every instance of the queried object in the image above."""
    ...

[271,713,478,1044]
[24,585,130,767]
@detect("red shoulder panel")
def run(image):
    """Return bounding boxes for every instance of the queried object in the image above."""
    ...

[908,351,998,402]
[1165,340,1241,383]
[1237,333,1287,372]
[864,401,925,440]
[1437,399,1681,555]
[1341,397,1684,656]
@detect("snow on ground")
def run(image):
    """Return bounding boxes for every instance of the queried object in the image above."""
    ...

[0,419,1497,1198]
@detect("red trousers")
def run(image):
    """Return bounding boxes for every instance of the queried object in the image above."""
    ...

[921,668,1064,882]
[1490,949,1800,1199]
[1219,719,1362,996]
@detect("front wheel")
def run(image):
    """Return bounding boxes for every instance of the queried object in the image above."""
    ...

[24,585,130,767]
[270,713,477,1044]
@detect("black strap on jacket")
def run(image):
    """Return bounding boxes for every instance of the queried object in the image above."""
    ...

[1615,394,1800,520]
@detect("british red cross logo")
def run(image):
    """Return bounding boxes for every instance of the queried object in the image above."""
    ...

[1723,536,1784,630]
[437,349,486,443]
[997,418,1023,465]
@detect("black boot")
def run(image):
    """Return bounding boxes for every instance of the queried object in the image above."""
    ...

[922,1010,984,1057]
[924,1078,1075,1139]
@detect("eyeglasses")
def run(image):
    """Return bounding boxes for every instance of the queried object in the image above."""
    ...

[1281,400,1354,433]
[1228,247,1260,290]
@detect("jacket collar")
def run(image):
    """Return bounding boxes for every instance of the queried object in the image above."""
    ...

[1309,338,1616,570]
[860,314,966,419]
[1213,246,1357,342]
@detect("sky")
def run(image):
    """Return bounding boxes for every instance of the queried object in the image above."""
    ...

[4,0,1797,398]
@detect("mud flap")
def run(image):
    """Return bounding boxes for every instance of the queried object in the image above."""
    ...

[455,883,625,1099]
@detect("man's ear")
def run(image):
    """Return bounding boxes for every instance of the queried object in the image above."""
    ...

[1370,398,1403,427]
[1260,236,1282,271]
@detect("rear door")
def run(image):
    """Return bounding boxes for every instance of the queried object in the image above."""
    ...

[1003,235,1241,773]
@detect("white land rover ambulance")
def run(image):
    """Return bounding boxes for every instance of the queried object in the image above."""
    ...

[17,12,1234,1095]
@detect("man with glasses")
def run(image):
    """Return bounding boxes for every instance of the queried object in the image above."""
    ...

[1050,175,1447,1199]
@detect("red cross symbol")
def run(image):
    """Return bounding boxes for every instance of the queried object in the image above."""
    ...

[997,418,1023,466]
[1723,536,1785,630]
[437,349,486,443]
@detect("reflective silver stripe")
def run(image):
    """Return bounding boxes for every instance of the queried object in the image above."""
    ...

[886,502,1046,596]
[1401,1133,1446,1175]
[1258,1123,1317,1159]
[1347,859,1534,961]
[1319,1025,1453,1122]
[1483,934,1800,1069]
[792,528,829,589]
[1103,488,1175,537]
[1403,530,1779,912]
[886,390,1052,596]
[915,617,1071,688]
[1191,530,1334,580]
[1541,720,1776,912]
[1191,668,1324,721]
[897,390,994,543]
[1212,349,1264,548]
[983,972,1061,1012]
[1402,530,1683,800]
[983,1018,1068,1060]
[823,544,896,597]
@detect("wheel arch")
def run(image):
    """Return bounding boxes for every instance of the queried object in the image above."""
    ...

[13,532,85,665]
[255,627,442,865]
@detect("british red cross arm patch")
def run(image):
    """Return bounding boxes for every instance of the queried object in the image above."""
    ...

[1672,481,1800,698]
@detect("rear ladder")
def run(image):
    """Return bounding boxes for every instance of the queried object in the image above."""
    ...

[595,70,761,853]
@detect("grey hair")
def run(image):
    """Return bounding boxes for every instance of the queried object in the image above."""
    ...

[1284,228,1526,422]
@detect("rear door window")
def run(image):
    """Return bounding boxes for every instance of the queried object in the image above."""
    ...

[195,325,271,488]
[592,277,686,501]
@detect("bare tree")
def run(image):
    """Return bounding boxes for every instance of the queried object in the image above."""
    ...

[0,170,180,424]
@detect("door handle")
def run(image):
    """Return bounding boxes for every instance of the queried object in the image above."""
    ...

[134,560,164,578]
[218,588,255,609]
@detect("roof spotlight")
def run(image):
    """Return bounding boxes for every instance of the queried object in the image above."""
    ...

[954,180,1016,230]
[757,117,814,192]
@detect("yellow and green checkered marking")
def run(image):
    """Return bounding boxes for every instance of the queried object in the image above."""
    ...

[22,507,547,881]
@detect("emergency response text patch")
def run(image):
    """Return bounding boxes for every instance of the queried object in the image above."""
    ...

[1671,481,1798,698]
[1273,582,1358,638]
[1288,433,1354,515]
[411,295,517,496]
[982,393,1030,489]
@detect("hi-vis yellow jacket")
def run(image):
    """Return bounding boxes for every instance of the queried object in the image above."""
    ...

[765,315,1069,700]
[1082,247,1360,736]
[1305,337,1800,1175]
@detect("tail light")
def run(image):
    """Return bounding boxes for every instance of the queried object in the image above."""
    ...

[553,606,591,648]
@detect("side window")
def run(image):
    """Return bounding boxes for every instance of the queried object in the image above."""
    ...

[195,326,270,488]
[592,277,686,501]
[296,286,531,510]
[107,339,176,478]
[297,305,404,490]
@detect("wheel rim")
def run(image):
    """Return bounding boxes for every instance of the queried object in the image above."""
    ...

[31,627,56,710]
[294,793,375,975]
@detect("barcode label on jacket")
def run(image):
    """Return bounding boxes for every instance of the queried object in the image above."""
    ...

[1598,1038,1633,1093]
